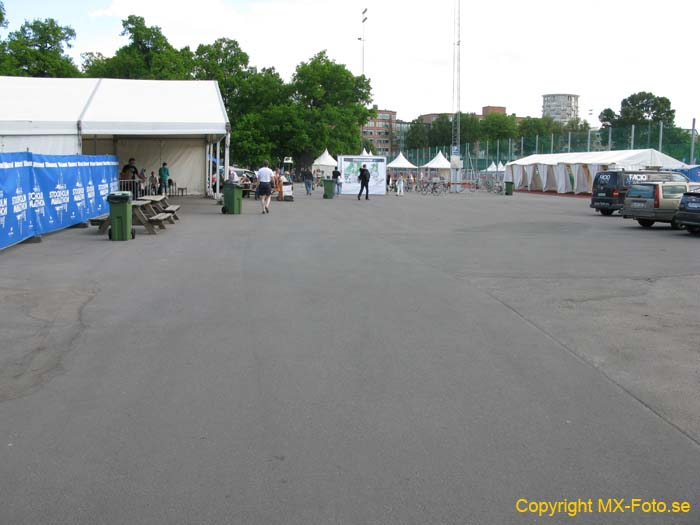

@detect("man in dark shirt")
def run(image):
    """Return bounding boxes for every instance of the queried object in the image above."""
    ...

[358,164,370,201]
[302,168,313,195]
[120,157,143,199]
[332,166,341,196]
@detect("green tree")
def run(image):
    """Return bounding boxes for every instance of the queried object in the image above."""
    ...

[1,2,6,28]
[460,112,481,144]
[193,38,249,120]
[480,113,518,141]
[563,117,590,132]
[405,119,428,149]
[599,91,675,128]
[83,15,192,79]
[289,51,373,166]
[427,114,451,147]
[1,18,80,77]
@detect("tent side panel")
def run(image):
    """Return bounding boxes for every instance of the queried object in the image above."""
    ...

[81,139,116,156]
[1,135,80,155]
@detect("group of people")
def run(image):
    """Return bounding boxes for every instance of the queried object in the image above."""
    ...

[297,164,370,199]
[120,157,171,199]
[256,160,291,213]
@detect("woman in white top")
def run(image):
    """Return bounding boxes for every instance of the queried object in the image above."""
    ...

[257,160,274,214]
[396,172,405,196]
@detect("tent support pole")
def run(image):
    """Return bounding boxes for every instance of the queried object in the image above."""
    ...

[216,140,221,197]
[206,143,212,196]
[658,122,663,152]
[224,131,230,186]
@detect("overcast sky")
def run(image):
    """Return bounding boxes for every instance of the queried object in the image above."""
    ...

[3,0,698,128]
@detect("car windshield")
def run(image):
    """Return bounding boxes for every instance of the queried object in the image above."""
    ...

[662,185,687,198]
[627,184,654,199]
[594,173,618,188]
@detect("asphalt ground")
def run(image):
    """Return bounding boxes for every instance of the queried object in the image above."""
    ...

[1,187,699,524]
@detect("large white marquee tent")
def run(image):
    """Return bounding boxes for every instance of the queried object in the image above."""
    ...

[505,149,688,194]
[0,76,230,195]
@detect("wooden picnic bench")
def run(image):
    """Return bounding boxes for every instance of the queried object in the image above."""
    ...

[148,212,173,230]
[141,194,181,220]
[89,214,110,234]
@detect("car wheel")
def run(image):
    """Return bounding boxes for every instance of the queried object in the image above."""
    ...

[687,226,700,235]
[221,206,227,214]
[131,228,136,239]
[670,219,684,230]
[600,209,614,216]
[637,219,655,228]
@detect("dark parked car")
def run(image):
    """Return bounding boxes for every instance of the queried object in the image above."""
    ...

[590,170,688,215]
[674,191,700,235]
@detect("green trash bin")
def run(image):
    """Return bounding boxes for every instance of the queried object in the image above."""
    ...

[505,181,514,196]
[107,191,134,241]
[222,182,243,214]
[322,178,335,199]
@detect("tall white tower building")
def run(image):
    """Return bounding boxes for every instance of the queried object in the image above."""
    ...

[542,94,579,123]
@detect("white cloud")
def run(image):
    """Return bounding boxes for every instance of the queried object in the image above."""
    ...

[83,0,698,126]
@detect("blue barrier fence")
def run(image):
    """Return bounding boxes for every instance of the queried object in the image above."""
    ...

[0,152,119,251]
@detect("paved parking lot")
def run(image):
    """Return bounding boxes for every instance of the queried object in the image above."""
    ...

[1,189,699,523]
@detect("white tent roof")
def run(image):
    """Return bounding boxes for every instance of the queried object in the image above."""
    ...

[0,77,100,135]
[312,148,337,168]
[506,149,687,169]
[422,151,452,169]
[485,162,497,172]
[0,76,229,137]
[496,161,505,171]
[387,152,417,169]
[361,148,370,156]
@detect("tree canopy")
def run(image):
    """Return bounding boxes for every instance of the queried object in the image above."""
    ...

[0,18,80,77]
[599,91,675,128]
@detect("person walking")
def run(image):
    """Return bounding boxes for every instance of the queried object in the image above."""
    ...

[303,168,313,195]
[158,162,170,196]
[332,166,342,196]
[396,172,405,196]
[358,163,370,200]
[257,160,274,213]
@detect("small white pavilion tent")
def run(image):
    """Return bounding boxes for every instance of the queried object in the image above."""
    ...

[387,152,417,169]
[361,148,370,156]
[505,149,688,194]
[312,148,337,177]
[421,151,452,180]
[484,161,497,172]
[0,76,230,195]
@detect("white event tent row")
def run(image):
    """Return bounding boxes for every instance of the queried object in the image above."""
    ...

[0,76,230,195]
[504,149,688,194]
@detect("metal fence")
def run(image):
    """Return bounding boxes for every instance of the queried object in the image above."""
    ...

[402,124,698,171]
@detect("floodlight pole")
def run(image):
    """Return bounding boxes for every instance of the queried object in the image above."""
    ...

[360,9,367,76]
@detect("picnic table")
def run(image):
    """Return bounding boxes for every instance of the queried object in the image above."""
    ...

[140,194,181,220]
